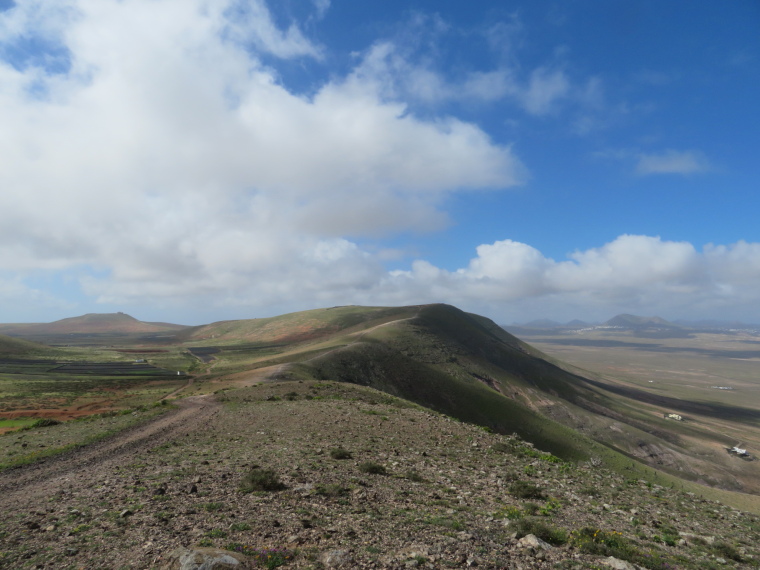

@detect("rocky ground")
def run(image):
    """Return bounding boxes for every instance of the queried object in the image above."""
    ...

[0,380,759,569]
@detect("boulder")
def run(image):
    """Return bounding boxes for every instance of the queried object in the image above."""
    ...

[599,556,641,570]
[517,534,552,551]
[320,549,352,568]
[159,547,251,570]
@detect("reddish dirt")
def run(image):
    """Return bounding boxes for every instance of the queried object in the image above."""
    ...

[0,395,220,508]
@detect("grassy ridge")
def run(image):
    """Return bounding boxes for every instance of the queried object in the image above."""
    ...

[0,335,57,357]
[183,305,419,345]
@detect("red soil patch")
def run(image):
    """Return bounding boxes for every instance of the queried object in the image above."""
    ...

[0,403,117,422]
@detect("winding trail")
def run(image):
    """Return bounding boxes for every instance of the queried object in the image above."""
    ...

[0,395,220,510]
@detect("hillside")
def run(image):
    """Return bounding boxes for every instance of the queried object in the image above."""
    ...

[0,334,53,356]
[604,314,680,329]
[184,306,420,344]
[243,304,758,496]
[1,381,758,569]
[0,312,188,337]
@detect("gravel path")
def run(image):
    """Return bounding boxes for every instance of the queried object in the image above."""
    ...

[0,395,220,510]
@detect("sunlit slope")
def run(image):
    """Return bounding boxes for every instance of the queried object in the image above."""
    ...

[283,304,760,493]
[0,313,187,336]
[184,305,421,345]
[0,334,55,356]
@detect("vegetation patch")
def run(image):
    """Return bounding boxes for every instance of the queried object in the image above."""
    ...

[226,545,295,569]
[329,446,352,459]
[510,517,567,546]
[509,480,545,500]
[358,461,387,475]
[240,468,287,492]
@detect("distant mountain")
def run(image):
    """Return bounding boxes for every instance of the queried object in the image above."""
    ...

[0,313,188,337]
[565,319,590,327]
[674,319,760,330]
[603,314,680,329]
[521,318,563,329]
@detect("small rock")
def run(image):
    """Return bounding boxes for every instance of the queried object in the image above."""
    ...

[188,484,198,494]
[154,487,167,496]
[65,548,78,556]
[158,547,250,569]
[517,534,552,551]
[321,549,351,568]
[466,555,479,566]
[600,556,638,570]
[120,509,134,518]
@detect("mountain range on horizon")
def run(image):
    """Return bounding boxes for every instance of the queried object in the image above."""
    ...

[510,313,760,330]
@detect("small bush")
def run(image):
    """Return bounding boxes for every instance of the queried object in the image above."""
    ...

[570,527,636,561]
[711,541,743,562]
[511,517,567,546]
[31,418,61,428]
[229,522,251,531]
[240,468,286,492]
[491,442,511,453]
[284,392,298,401]
[405,470,424,482]
[359,462,387,475]
[206,529,227,538]
[523,502,540,516]
[314,483,349,497]
[329,447,352,460]
[509,480,545,500]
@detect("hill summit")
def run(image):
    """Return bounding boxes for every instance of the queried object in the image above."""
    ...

[604,313,679,328]
[0,312,187,337]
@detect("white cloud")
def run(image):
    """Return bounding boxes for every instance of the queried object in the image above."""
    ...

[0,0,524,318]
[519,67,570,115]
[379,235,760,323]
[312,0,330,20]
[636,149,711,175]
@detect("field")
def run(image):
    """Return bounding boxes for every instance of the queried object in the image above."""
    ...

[0,348,194,426]
[518,328,760,414]
[513,327,760,491]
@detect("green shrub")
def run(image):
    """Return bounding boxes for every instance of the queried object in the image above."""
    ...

[207,529,227,538]
[31,418,61,428]
[314,483,348,497]
[359,462,387,475]
[240,468,286,492]
[405,470,424,482]
[329,447,352,460]
[229,522,251,531]
[711,541,743,562]
[510,517,567,546]
[509,480,545,500]
[523,502,540,516]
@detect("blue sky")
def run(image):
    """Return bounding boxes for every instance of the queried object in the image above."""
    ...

[0,0,758,325]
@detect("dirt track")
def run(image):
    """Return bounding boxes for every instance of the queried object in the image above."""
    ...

[0,395,220,510]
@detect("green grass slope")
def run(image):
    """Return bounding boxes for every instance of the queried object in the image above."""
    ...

[183,305,420,345]
[276,304,760,495]
[0,334,55,356]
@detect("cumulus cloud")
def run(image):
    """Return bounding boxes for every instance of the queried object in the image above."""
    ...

[380,235,760,322]
[636,149,711,175]
[0,0,524,318]
[0,2,753,325]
